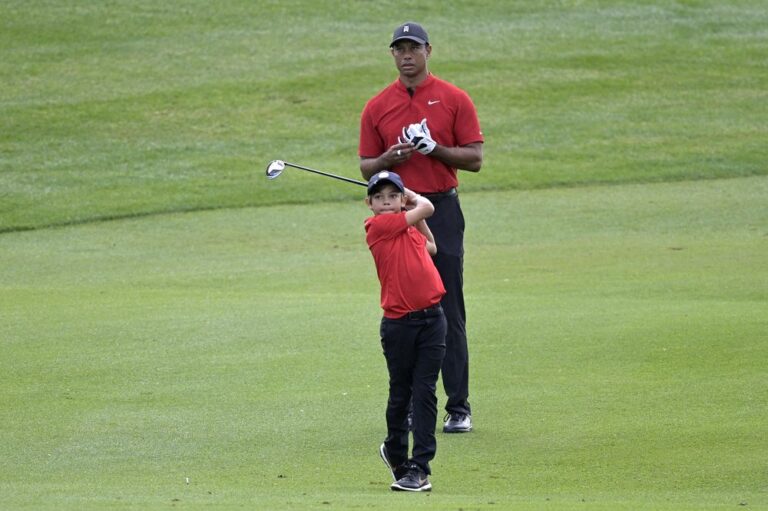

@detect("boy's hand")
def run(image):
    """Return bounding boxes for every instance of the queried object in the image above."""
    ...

[403,188,418,210]
[402,187,436,226]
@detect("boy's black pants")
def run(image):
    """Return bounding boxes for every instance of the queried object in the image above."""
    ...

[380,306,446,474]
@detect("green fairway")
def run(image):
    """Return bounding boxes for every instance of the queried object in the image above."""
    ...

[2,177,766,510]
[2,0,768,509]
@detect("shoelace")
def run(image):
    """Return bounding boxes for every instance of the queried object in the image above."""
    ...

[403,463,425,480]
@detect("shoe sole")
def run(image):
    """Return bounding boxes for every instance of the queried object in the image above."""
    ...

[391,482,432,492]
[379,444,397,482]
[443,426,472,433]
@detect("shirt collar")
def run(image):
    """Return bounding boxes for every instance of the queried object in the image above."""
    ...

[395,73,435,94]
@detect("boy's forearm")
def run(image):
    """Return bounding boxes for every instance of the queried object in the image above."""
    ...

[415,219,438,255]
[404,192,435,225]
[415,219,435,244]
[413,195,434,213]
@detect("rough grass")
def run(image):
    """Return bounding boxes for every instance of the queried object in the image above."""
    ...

[2,1,767,231]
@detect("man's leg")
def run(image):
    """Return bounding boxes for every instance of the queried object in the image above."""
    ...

[433,252,471,416]
[427,195,471,417]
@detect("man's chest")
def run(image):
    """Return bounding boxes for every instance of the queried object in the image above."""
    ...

[374,94,456,143]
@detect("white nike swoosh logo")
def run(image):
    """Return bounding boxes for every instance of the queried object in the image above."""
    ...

[428,100,440,105]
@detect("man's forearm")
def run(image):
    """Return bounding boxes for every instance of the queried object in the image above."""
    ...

[430,143,483,172]
[360,141,483,179]
[360,156,387,180]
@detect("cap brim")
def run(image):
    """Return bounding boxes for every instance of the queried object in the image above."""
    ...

[390,36,427,47]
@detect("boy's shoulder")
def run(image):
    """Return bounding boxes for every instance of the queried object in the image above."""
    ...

[365,212,408,237]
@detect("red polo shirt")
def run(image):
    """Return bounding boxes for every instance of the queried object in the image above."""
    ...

[365,212,446,319]
[359,74,484,194]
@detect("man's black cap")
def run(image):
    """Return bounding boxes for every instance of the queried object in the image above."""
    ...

[390,22,429,47]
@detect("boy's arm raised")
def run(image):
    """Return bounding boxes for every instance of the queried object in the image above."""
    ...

[403,189,434,225]
[404,189,438,256]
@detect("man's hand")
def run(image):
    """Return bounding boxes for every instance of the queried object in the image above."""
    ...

[401,118,436,155]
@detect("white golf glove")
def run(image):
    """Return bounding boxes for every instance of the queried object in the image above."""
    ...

[401,118,436,155]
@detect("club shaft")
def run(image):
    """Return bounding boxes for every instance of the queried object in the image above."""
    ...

[284,162,367,187]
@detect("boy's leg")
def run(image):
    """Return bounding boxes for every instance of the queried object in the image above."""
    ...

[410,312,447,473]
[380,317,417,468]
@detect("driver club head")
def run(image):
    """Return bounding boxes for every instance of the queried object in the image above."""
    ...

[266,160,286,179]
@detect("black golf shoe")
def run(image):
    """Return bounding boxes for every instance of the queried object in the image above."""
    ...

[379,443,407,481]
[391,463,432,492]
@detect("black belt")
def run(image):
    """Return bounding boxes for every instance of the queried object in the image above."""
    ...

[403,304,443,320]
[421,188,457,202]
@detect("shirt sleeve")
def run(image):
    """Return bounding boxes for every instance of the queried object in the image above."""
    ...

[365,213,408,246]
[454,90,484,146]
[359,103,385,158]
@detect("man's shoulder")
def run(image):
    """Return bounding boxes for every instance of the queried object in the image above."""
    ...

[366,80,401,103]
[427,74,469,95]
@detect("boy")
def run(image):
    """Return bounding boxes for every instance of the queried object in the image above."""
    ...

[364,170,447,492]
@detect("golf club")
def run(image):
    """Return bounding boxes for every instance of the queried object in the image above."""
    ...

[266,160,367,187]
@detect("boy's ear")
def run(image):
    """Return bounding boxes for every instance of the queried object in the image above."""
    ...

[365,197,372,209]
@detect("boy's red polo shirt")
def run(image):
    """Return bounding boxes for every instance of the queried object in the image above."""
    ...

[365,212,445,319]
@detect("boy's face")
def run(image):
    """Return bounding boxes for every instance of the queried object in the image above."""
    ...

[366,183,404,215]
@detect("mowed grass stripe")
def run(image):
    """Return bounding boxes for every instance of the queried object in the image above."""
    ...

[2,2,767,232]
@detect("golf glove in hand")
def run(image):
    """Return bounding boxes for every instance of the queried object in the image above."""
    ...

[402,118,436,155]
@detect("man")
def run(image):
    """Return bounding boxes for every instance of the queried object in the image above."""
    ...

[359,21,484,433]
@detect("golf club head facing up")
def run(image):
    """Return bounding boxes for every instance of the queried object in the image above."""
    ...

[266,160,286,179]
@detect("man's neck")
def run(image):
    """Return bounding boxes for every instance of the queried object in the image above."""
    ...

[399,71,429,91]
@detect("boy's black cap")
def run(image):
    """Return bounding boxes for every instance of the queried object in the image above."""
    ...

[367,171,405,195]
[390,22,429,47]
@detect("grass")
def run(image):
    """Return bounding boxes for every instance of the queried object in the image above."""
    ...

[2,177,767,510]
[2,1,767,231]
[2,0,767,509]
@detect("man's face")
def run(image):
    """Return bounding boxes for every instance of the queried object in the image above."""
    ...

[390,40,431,78]
[367,183,404,215]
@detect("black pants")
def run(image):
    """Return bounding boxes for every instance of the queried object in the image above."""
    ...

[381,307,446,474]
[426,193,472,416]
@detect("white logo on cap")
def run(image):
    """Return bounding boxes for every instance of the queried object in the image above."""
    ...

[403,25,410,33]
[378,171,390,179]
